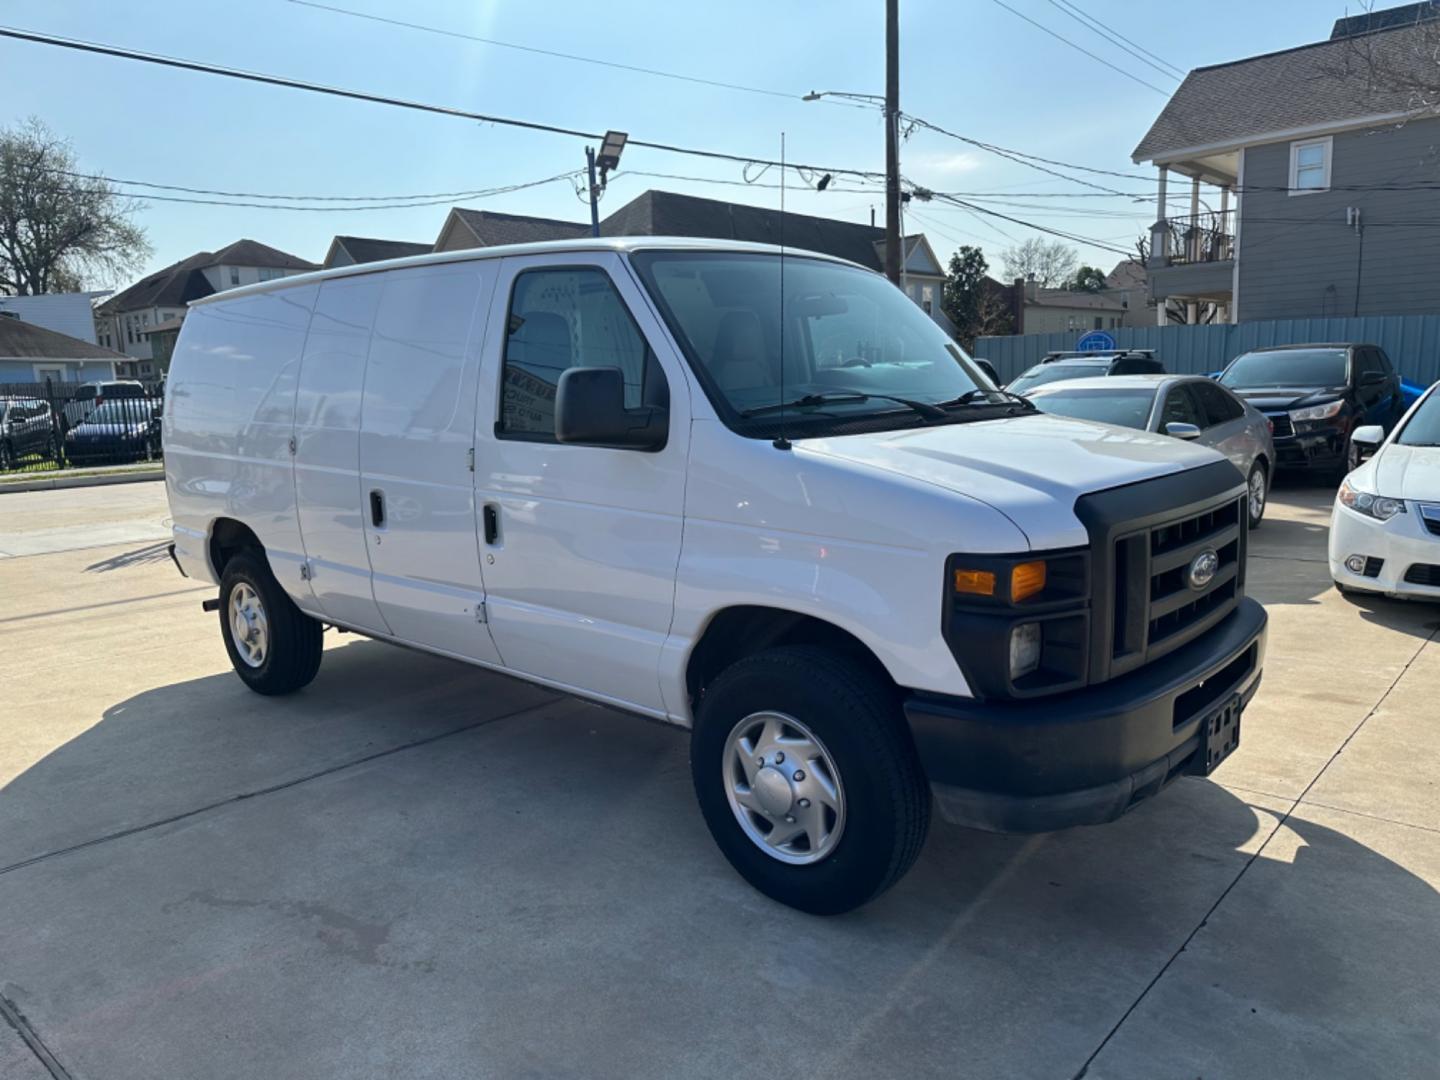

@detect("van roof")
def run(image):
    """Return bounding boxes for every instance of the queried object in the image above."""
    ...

[189,236,863,308]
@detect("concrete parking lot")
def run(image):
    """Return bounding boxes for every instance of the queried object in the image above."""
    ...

[2,480,1437,1079]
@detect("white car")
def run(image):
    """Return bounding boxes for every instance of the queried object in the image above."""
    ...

[1330,381,1440,599]
[164,238,1267,913]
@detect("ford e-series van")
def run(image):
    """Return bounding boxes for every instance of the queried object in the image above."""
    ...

[164,239,1266,913]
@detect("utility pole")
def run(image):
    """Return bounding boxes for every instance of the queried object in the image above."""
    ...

[884,0,901,285]
[586,146,601,238]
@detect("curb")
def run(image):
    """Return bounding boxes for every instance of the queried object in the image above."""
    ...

[0,469,164,494]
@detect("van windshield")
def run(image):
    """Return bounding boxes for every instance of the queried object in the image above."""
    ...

[630,251,987,435]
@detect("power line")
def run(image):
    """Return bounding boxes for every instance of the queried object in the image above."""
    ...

[0,26,885,182]
[1043,0,1184,81]
[284,0,854,106]
[54,169,582,204]
[932,193,1135,256]
[60,172,583,213]
[987,0,1171,95]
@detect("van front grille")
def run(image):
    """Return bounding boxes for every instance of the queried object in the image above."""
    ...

[1110,497,1244,673]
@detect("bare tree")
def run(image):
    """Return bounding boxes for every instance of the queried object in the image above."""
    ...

[999,237,1079,289]
[0,118,150,295]
[1319,3,1440,115]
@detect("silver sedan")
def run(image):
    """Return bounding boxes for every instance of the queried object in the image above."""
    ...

[1025,374,1277,526]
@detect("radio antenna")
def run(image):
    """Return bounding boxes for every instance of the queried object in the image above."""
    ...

[774,131,791,451]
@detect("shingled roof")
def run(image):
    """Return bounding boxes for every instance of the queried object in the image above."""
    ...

[597,190,929,272]
[0,316,127,361]
[446,208,591,247]
[97,240,317,314]
[1133,10,1439,162]
[324,235,432,268]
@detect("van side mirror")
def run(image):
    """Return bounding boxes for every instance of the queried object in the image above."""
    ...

[1360,369,1387,387]
[1351,424,1384,461]
[1163,421,1201,440]
[555,367,668,452]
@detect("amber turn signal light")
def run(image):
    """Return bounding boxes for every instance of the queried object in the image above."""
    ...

[953,568,997,597]
[1011,560,1047,602]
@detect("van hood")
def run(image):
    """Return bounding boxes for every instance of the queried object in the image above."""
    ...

[1367,443,1440,502]
[797,413,1225,549]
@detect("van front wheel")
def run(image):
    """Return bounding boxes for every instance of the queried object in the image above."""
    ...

[219,551,323,695]
[691,646,930,915]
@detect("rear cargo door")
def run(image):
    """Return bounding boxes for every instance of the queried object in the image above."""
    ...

[293,275,391,634]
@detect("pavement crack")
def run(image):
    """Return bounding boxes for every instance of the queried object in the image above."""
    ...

[1070,622,1439,1080]
[0,694,562,879]
[0,988,73,1080]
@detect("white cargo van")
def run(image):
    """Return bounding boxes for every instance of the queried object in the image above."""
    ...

[165,239,1266,913]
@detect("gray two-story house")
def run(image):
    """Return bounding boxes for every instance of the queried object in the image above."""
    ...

[1134,2,1440,324]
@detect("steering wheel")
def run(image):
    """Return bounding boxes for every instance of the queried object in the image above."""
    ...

[839,356,872,368]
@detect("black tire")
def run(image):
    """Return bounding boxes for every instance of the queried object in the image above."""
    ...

[691,645,931,915]
[1246,461,1267,529]
[1337,437,1361,483]
[218,551,323,695]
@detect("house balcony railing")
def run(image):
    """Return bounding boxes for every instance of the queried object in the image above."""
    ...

[1158,209,1234,266]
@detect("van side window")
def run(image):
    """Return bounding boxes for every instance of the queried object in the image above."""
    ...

[499,268,661,439]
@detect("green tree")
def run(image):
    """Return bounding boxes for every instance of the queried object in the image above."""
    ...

[0,118,150,295]
[942,246,1014,349]
[1064,265,1109,293]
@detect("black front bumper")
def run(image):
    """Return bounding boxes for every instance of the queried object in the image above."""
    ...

[905,597,1267,833]
[1273,429,1345,471]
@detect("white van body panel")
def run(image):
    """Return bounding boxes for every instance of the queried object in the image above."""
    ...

[293,274,388,631]
[358,260,501,663]
[472,252,692,715]
[659,418,1030,711]
[166,283,319,591]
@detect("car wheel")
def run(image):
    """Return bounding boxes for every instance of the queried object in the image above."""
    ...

[1340,436,1362,480]
[691,645,931,915]
[218,551,324,695]
[1246,461,1268,528]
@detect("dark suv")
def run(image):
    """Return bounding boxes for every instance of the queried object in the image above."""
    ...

[1216,343,1404,477]
[1007,350,1164,395]
[0,397,60,470]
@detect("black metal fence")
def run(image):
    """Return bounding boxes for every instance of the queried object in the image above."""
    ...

[0,382,164,475]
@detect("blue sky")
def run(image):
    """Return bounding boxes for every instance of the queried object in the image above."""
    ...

[2,0,1354,287]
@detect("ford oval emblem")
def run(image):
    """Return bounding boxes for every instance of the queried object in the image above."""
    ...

[1187,549,1220,591]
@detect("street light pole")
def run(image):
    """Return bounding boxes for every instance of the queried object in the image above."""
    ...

[586,146,601,238]
[884,0,901,286]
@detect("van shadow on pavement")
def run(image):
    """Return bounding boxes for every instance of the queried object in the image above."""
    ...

[1,640,1436,1078]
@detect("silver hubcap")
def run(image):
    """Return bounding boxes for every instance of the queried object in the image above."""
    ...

[1249,468,1266,520]
[228,583,268,668]
[722,712,845,865]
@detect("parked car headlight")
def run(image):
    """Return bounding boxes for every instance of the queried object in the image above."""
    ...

[1338,478,1406,521]
[1290,400,1344,423]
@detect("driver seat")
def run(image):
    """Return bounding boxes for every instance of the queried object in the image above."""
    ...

[710,311,773,392]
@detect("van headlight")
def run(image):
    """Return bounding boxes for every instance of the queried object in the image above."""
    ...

[1339,478,1405,521]
[1290,400,1344,423]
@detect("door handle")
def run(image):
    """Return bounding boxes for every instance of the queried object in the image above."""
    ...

[369,490,385,528]
[483,504,499,545]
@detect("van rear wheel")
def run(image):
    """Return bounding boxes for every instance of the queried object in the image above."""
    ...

[691,645,931,915]
[218,551,323,695]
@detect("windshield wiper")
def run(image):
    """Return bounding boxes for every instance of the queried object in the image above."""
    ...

[741,391,947,421]
[938,388,1038,412]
